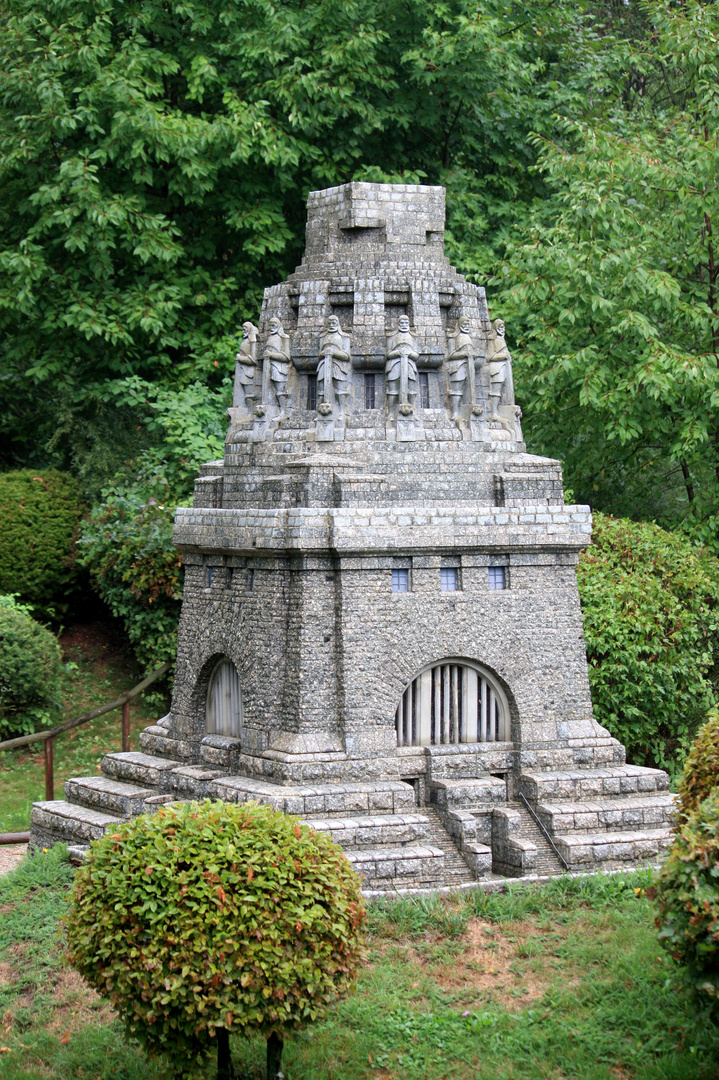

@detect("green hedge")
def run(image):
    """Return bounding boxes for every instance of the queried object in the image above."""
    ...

[676,707,719,824]
[0,596,62,739]
[67,801,366,1074]
[0,470,83,616]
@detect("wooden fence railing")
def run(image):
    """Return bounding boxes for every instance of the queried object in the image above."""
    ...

[0,662,171,842]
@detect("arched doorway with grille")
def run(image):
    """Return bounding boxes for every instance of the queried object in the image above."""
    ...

[205,657,243,739]
[395,659,510,747]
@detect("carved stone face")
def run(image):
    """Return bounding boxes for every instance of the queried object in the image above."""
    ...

[459,318,470,333]
[495,320,505,337]
[242,321,253,335]
[269,317,282,333]
[327,315,340,332]
[398,315,410,332]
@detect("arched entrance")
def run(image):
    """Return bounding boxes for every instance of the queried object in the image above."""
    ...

[395,660,509,747]
[205,658,243,738]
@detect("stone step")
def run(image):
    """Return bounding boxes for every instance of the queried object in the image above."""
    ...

[430,777,506,810]
[345,844,445,888]
[520,765,669,803]
[138,727,195,761]
[537,794,676,835]
[64,776,155,817]
[102,751,185,789]
[30,801,124,850]
[554,827,673,869]
[302,813,429,847]
[420,805,481,882]
[509,802,566,876]
[169,766,229,799]
[207,776,416,816]
[200,735,242,770]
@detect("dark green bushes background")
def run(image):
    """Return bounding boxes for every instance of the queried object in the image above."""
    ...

[0,471,83,617]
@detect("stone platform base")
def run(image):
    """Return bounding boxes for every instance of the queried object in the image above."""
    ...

[29,737,675,892]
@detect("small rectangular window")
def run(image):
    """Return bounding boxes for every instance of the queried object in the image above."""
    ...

[226,567,233,589]
[488,566,506,590]
[392,568,409,592]
[440,567,459,592]
[307,374,317,411]
[364,373,376,410]
[247,569,255,592]
[207,567,213,588]
[419,371,429,409]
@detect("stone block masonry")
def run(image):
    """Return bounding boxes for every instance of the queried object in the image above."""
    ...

[30,183,674,890]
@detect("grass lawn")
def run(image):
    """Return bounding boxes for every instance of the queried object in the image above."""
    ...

[0,622,165,833]
[0,849,716,1080]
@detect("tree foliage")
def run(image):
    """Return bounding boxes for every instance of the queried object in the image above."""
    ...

[494,0,719,543]
[676,707,719,825]
[0,595,63,739]
[650,789,719,1012]
[0,470,83,616]
[0,0,603,472]
[66,801,366,1074]
[577,513,719,773]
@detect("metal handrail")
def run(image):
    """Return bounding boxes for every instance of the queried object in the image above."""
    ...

[0,661,171,821]
[518,789,570,871]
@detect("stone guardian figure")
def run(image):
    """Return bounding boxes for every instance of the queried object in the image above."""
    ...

[260,317,291,416]
[444,317,482,418]
[385,315,419,416]
[485,318,512,421]
[317,315,352,416]
[233,321,258,412]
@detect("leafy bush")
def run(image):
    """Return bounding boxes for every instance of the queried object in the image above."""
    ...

[78,378,230,681]
[0,470,83,616]
[0,595,62,738]
[577,513,719,773]
[66,801,366,1076]
[650,790,719,1010]
[79,489,182,675]
[676,708,719,825]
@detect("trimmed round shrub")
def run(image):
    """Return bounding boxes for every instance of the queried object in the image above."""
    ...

[651,790,719,1009]
[676,707,719,825]
[0,598,62,739]
[577,512,719,772]
[0,470,83,615]
[66,800,366,1074]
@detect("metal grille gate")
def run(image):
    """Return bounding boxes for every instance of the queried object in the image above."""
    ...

[395,662,507,747]
[206,659,243,738]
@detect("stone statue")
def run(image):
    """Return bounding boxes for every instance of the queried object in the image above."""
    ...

[385,315,419,416]
[317,315,351,415]
[233,321,258,411]
[444,317,482,418]
[485,318,512,421]
[260,317,291,415]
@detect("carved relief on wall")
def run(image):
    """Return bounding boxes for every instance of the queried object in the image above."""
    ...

[258,317,291,416]
[233,321,258,413]
[317,315,352,416]
[385,315,419,417]
[444,318,483,419]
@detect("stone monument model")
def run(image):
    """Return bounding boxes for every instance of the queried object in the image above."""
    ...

[31,183,674,890]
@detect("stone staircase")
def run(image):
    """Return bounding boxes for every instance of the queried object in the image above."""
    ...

[30,746,676,888]
[30,749,480,893]
[518,765,675,873]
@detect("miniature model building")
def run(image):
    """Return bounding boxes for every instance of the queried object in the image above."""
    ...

[31,183,675,890]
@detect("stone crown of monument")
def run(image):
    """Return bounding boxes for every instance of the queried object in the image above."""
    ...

[31,183,675,891]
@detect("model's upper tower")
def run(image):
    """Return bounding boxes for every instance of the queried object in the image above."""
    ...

[228,182,522,447]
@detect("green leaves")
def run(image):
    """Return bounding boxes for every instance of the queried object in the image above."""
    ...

[65,801,366,1070]
[577,513,719,773]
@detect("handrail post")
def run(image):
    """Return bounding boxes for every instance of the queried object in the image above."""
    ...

[44,736,54,801]
[122,700,131,753]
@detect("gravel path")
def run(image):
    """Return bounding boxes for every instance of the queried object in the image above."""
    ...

[0,844,27,876]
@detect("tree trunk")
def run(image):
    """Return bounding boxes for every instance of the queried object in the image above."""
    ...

[217,1028,233,1080]
[267,1032,284,1079]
